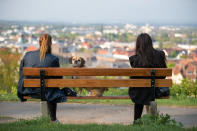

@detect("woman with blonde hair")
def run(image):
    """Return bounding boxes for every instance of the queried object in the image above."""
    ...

[17,34,66,123]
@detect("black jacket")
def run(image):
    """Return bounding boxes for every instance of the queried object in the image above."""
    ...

[128,50,166,105]
[17,50,66,103]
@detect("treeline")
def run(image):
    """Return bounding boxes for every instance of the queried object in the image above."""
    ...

[103,33,136,42]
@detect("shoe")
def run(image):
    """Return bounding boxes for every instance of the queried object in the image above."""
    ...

[133,120,136,125]
[51,119,61,124]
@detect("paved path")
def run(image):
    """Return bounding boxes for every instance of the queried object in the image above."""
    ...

[0,102,197,128]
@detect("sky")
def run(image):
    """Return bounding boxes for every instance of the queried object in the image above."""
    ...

[0,0,197,24]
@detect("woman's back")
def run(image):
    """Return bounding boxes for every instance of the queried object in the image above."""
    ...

[129,49,166,68]
[17,34,66,103]
[23,50,59,68]
[129,33,167,105]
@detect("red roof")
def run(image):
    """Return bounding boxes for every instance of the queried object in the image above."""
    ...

[179,59,193,65]
[194,56,197,61]
[97,49,108,55]
[173,65,183,75]
[113,50,135,56]
[25,46,38,52]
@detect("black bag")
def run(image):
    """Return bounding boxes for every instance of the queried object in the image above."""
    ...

[61,88,77,97]
[155,87,170,98]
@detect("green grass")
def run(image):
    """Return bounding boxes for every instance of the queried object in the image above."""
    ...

[156,96,197,107]
[0,94,39,102]
[1,93,197,107]
[0,117,196,131]
[67,96,197,107]
[0,94,19,101]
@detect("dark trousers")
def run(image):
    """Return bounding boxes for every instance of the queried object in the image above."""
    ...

[134,103,144,121]
[47,101,57,121]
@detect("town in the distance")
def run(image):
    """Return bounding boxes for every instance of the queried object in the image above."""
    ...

[0,21,197,84]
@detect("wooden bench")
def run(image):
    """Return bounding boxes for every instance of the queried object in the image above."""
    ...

[23,68,172,116]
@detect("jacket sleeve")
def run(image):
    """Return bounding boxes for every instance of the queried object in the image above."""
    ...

[129,55,135,68]
[17,57,26,102]
[129,55,136,79]
[158,50,167,79]
[161,51,167,68]
[51,57,60,67]
[51,57,62,79]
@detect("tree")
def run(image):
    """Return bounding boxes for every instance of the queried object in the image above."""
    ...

[159,41,163,49]
[194,80,197,98]
[160,33,169,42]
[0,48,22,94]
[170,51,178,58]
[167,63,176,68]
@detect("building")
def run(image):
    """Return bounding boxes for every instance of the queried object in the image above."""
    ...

[172,59,197,84]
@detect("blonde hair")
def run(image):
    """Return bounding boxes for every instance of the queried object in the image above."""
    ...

[39,34,52,61]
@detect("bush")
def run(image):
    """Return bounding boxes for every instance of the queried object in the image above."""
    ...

[0,48,22,94]
[134,114,183,128]
[171,79,197,98]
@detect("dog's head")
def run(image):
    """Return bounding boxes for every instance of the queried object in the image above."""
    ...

[69,56,86,67]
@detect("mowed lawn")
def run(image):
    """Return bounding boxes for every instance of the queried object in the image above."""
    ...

[0,95,197,130]
[0,117,196,131]
[1,92,197,131]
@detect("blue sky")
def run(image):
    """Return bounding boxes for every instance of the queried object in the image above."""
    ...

[0,0,197,24]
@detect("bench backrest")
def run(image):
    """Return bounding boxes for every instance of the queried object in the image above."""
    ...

[23,68,172,88]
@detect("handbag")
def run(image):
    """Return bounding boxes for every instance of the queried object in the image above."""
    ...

[155,87,170,98]
[61,88,77,97]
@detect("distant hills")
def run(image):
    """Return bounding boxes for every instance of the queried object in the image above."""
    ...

[0,19,197,27]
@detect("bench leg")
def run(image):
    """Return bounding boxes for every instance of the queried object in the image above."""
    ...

[149,101,158,115]
[40,101,49,117]
[145,105,150,114]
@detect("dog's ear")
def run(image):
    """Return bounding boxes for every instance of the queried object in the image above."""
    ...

[81,57,86,66]
[69,56,73,64]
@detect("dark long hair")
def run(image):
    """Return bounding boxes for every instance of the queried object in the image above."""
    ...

[135,33,154,67]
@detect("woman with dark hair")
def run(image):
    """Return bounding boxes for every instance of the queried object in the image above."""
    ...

[129,33,167,123]
[17,34,66,123]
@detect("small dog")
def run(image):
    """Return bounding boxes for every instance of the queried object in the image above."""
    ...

[69,56,108,96]
[69,56,86,68]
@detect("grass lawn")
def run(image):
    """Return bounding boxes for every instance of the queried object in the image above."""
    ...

[67,97,197,107]
[0,117,196,131]
[1,93,197,131]
[1,93,197,107]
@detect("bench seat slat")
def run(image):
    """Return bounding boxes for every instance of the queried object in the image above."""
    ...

[24,79,172,88]
[23,68,172,76]
[23,96,169,99]
[67,96,170,99]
